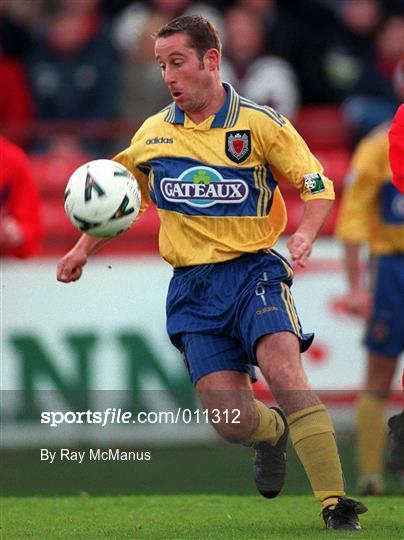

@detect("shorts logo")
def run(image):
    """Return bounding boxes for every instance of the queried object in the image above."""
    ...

[161,166,248,208]
[225,130,251,163]
[256,306,279,315]
[304,173,325,194]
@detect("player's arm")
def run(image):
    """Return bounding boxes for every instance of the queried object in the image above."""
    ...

[334,139,379,318]
[287,199,333,267]
[263,117,335,267]
[337,238,371,320]
[340,241,370,318]
[56,234,112,282]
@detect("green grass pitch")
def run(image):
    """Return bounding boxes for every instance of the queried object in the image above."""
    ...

[1,495,403,539]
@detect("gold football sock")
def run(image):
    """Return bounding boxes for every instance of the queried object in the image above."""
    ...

[244,400,285,445]
[288,404,345,509]
[356,392,387,478]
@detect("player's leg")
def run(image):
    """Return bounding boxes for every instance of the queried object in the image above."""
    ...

[256,332,344,504]
[356,352,397,495]
[182,330,289,497]
[256,331,367,529]
[195,367,288,498]
[357,254,403,494]
[238,256,346,510]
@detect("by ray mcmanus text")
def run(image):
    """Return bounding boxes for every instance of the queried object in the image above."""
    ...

[40,448,152,463]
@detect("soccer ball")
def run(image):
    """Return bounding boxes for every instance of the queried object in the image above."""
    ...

[64,159,141,237]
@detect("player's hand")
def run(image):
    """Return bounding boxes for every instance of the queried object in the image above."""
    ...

[344,288,371,319]
[287,232,312,268]
[56,248,88,283]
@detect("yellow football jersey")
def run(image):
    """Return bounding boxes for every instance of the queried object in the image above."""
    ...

[335,125,404,255]
[114,83,334,267]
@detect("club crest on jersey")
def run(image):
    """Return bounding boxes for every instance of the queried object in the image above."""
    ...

[225,130,251,163]
[161,166,248,208]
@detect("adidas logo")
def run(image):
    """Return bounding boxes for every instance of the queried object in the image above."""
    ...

[146,137,173,145]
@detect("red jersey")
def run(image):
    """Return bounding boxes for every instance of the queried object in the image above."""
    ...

[0,137,42,257]
[388,104,404,193]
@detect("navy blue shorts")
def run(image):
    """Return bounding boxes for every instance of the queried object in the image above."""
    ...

[166,250,314,385]
[364,254,404,357]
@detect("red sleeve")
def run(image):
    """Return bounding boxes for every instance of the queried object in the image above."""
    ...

[388,104,404,193]
[0,138,43,257]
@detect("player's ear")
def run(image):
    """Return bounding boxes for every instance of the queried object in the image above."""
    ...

[205,48,220,71]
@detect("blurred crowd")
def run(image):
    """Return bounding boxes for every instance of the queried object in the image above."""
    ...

[1,0,403,150]
[0,0,403,258]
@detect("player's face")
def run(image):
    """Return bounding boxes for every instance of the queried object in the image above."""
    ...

[155,33,213,113]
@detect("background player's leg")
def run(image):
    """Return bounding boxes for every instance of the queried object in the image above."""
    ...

[356,351,397,495]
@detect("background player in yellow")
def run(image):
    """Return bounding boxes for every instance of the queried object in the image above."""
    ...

[335,123,404,495]
[57,15,367,530]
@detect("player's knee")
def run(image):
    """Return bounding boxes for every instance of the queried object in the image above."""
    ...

[271,364,306,390]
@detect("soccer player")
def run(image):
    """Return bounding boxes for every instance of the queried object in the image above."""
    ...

[336,122,404,495]
[389,103,404,193]
[57,15,367,530]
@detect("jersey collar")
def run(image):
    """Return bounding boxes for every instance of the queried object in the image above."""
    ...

[164,82,240,128]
